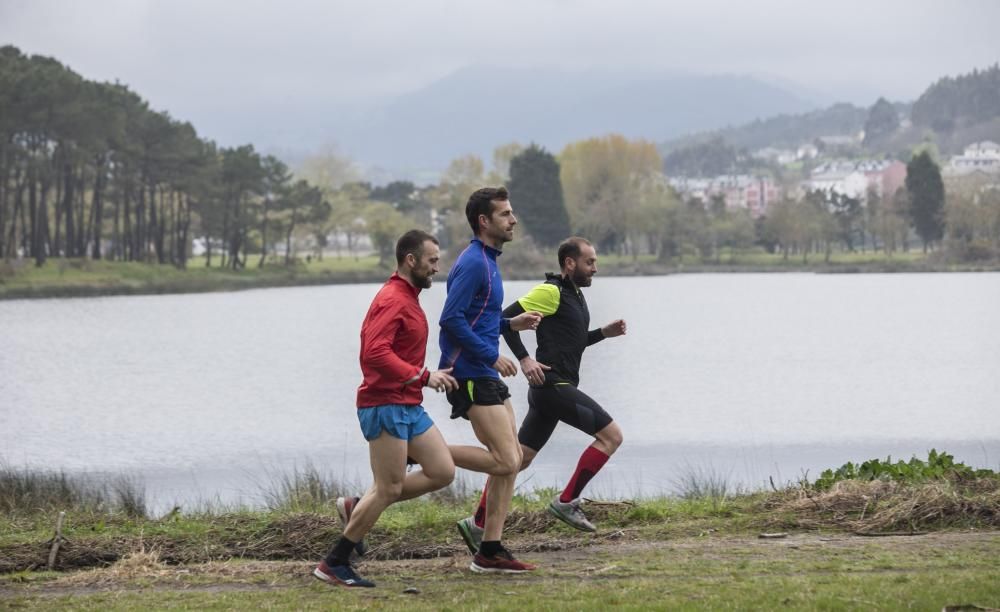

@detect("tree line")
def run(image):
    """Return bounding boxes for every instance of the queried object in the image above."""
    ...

[0,46,335,269]
[3,46,998,272]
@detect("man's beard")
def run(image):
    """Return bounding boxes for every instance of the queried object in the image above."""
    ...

[572,269,592,287]
[414,270,433,289]
[489,225,513,244]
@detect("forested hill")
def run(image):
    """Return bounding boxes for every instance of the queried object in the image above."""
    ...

[662,63,1000,159]
[662,103,870,153]
[911,63,1000,131]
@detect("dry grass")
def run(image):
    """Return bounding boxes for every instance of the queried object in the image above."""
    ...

[57,539,166,587]
[767,478,1000,533]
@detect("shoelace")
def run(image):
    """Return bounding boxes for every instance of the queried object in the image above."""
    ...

[342,566,363,581]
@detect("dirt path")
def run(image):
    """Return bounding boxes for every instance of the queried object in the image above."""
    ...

[3,529,997,599]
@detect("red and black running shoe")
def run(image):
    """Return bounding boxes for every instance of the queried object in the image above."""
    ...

[313,560,375,587]
[470,547,537,573]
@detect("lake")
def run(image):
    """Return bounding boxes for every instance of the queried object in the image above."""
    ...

[2,273,998,512]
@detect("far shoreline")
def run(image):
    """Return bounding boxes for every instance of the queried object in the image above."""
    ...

[2,258,998,302]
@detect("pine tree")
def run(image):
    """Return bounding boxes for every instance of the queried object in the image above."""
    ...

[905,151,945,251]
[507,145,571,247]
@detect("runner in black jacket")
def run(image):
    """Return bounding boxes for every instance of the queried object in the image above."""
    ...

[456,236,627,551]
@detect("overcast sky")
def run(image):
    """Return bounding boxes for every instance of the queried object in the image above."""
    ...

[2,0,998,151]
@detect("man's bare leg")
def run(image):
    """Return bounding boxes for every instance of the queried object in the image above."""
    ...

[398,425,455,501]
[449,399,521,542]
[343,432,407,542]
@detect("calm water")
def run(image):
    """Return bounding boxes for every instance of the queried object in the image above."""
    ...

[2,273,998,511]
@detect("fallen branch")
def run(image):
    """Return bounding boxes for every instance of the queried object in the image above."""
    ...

[581,498,636,508]
[852,531,929,537]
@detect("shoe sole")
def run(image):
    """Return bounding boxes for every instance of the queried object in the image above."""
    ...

[456,520,480,555]
[312,568,374,588]
[547,504,597,532]
[469,562,533,574]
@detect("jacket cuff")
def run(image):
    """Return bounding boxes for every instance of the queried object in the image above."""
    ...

[419,368,431,386]
[587,328,605,346]
[404,366,428,386]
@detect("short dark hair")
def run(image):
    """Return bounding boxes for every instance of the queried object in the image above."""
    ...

[395,229,439,265]
[465,186,509,235]
[557,236,592,269]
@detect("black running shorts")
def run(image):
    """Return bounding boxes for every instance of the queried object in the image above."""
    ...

[517,384,613,451]
[446,377,511,420]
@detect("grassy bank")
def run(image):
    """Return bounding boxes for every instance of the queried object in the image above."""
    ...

[3,250,997,300]
[2,453,997,573]
[0,255,386,300]
[3,477,997,573]
[1,457,998,609]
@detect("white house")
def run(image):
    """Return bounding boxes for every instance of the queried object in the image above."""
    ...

[753,147,798,165]
[948,141,1000,175]
[804,159,906,202]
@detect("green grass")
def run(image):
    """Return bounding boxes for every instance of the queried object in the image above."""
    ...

[717,248,927,266]
[185,254,384,274]
[2,533,998,610]
[0,255,391,299]
[596,247,930,267]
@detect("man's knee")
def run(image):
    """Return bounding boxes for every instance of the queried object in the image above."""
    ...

[374,480,404,501]
[492,447,521,476]
[597,422,623,453]
[425,462,456,488]
[519,446,537,470]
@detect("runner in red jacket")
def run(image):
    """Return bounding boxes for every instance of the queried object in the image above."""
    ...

[314,229,458,589]
[355,270,437,407]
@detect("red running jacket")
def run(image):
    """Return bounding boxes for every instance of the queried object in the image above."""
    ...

[356,272,431,408]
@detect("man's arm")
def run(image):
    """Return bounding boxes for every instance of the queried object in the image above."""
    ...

[501,282,559,358]
[589,319,627,345]
[439,259,500,365]
[501,301,530,359]
[504,283,559,384]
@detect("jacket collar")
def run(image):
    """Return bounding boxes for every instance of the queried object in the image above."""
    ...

[389,271,421,297]
[546,272,580,294]
[471,237,502,259]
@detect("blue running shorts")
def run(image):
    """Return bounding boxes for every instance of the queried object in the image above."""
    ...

[357,404,434,441]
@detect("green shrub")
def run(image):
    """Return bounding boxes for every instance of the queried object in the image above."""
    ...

[813,449,996,491]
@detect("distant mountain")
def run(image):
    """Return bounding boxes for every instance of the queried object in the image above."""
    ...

[329,65,819,178]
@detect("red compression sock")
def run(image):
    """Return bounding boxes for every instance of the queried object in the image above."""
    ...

[474,478,489,528]
[559,446,610,503]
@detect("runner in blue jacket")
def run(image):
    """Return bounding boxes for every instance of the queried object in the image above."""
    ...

[439,186,542,574]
